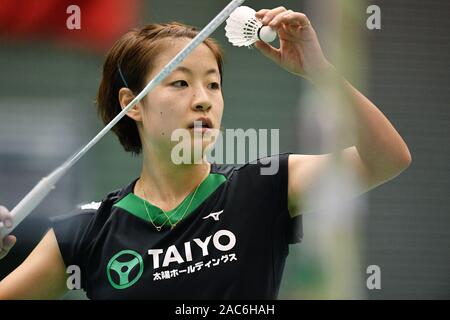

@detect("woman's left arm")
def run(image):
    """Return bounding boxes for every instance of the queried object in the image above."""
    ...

[255,7,412,216]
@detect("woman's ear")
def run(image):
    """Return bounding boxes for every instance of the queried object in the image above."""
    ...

[118,87,143,122]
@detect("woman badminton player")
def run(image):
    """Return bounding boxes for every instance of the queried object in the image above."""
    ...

[0,7,411,299]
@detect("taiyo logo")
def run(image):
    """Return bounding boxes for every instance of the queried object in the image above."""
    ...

[107,249,144,289]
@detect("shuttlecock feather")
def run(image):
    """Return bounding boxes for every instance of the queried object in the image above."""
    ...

[225,6,277,47]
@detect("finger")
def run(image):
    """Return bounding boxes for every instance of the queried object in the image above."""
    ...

[270,12,311,29]
[258,6,287,25]
[254,40,280,64]
[0,205,9,218]
[2,235,16,251]
[268,10,294,28]
[0,206,13,228]
[255,9,269,19]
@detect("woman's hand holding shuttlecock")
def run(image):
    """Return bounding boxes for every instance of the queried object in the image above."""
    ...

[254,7,333,82]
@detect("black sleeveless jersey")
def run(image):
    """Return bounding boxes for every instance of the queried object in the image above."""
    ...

[50,153,303,299]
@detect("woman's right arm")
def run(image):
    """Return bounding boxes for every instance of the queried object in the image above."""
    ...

[0,207,69,299]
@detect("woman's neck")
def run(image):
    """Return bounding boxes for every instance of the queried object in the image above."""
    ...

[135,148,210,211]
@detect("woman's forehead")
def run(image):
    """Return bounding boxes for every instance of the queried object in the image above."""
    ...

[152,38,219,74]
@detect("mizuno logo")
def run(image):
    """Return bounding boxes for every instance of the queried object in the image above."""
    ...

[202,210,223,221]
[80,201,101,210]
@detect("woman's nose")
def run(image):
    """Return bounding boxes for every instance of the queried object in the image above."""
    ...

[191,87,212,112]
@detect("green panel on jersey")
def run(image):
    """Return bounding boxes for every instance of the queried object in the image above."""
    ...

[113,173,227,226]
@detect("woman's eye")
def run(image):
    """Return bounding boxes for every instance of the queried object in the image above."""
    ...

[172,80,188,87]
[208,82,221,90]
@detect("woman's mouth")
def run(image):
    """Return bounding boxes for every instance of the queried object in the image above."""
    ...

[188,117,213,132]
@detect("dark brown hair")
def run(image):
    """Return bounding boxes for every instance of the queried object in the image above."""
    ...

[96,22,224,155]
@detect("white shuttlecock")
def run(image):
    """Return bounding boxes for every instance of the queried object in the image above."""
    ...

[225,6,277,47]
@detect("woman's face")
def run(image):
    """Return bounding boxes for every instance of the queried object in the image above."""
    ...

[139,38,224,160]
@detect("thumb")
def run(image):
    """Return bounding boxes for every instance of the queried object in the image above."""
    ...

[254,40,280,63]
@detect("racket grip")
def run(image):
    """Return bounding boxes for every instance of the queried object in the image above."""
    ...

[0,166,67,239]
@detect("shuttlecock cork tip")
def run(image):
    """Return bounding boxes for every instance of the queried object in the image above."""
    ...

[258,26,277,43]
